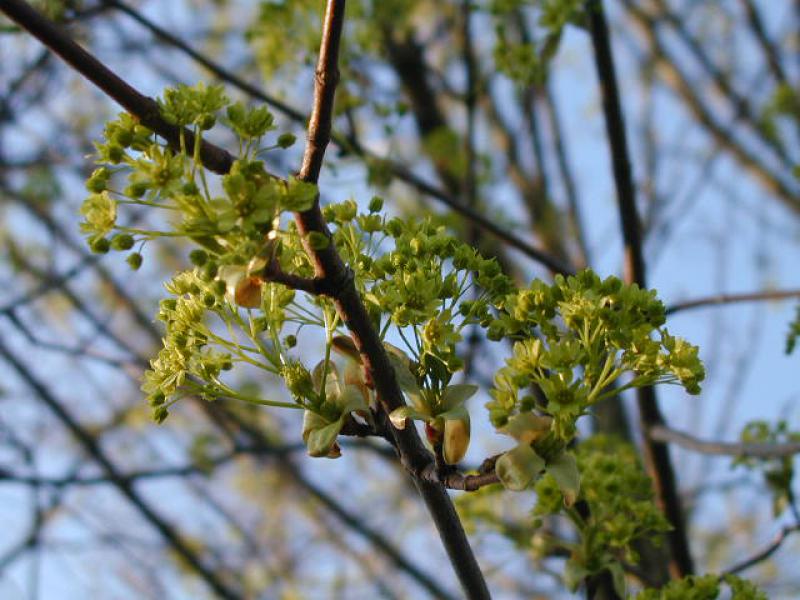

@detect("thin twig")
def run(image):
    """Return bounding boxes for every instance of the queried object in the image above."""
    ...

[666,289,800,315]
[723,524,800,575]
[620,0,799,212]
[738,0,789,85]
[649,425,800,458]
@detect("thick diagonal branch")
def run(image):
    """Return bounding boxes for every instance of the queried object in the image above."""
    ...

[0,0,234,174]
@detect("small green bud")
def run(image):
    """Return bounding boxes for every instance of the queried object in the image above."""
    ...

[90,237,110,254]
[110,233,135,251]
[113,128,133,148]
[277,132,297,148]
[126,252,143,270]
[197,114,216,131]
[203,293,216,308]
[252,317,268,332]
[368,196,384,213]
[212,279,227,296]
[202,262,219,281]
[385,218,403,238]
[107,145,125,164]
[189,249,208,266]
[182,181,200,195]
[153,406,169,424]
[86,168,110,193]
[284,334,298,348]
[124,182,148,198]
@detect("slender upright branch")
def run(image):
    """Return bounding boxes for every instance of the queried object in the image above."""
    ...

[289,2,490,597]
[586,0,694,580]
[738,0,789,85]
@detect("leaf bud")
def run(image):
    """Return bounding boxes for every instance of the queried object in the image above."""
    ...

[277,132,297,148]
[90,237,110,254]
[126,252,143,270]
[110,233,135,251]
[189,249,208,266]
[197,114,216,131]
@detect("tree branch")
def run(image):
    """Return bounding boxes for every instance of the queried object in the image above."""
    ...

[620,0,799,212]
[0,0,234,174]
[723,523,800,575]
[665,289,800,315]
[289,2,490,597]
[648,425,800,458]
[587,0,694,580]
[738,0,789,85]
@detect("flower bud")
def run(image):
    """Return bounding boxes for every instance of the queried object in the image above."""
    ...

[443,412,470,464]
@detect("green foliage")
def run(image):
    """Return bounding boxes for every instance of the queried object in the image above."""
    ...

[734,420,800,516]
[534,436,671,594]
[490,0,585,86]
[635,574,766,600]
[83,84,703,554]
[247,0,320,77]
[760,83,800,147]
[158,82,229,128]
[82,84,704,467]
[487,270,704,488]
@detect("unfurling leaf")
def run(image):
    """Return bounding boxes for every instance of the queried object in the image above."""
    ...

[495,443,545,491]
[547,451,580,507]
[388,406,429,430]
[500,413,553,444]
[441,384,478,411]
[302,411,342,458]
